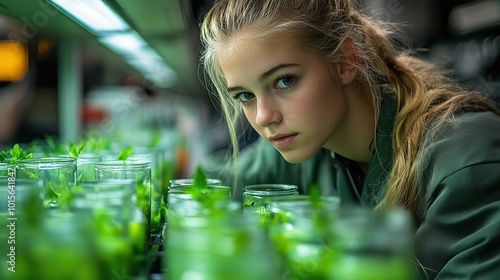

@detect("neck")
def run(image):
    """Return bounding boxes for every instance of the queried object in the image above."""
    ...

[324,82,375,165]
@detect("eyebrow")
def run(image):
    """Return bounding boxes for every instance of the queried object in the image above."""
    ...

[227,63,299,93]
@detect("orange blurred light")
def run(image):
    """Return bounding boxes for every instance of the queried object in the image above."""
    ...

[0,40,28,82]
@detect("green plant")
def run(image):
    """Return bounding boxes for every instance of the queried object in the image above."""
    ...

[84,132,111,153]
[69,140,86,158]
[0,144,33,163]
[118,147,133,161]
[42,135,67,155]
[182,166,229,216]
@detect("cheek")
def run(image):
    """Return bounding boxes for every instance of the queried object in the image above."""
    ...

[301,82,346,125]
[242,108,260,129]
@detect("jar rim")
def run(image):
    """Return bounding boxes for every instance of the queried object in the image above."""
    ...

[243,184,298,195]
[95,160,151,170]
[169,178,222,186]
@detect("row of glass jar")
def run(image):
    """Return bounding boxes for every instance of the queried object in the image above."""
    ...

[0,142,175,279]
[0,177,151,280]
[164,181,418,280]
[1,154,166,243]
[1,165,418,280]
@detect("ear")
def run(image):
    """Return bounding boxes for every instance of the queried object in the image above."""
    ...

[334,39,359,85]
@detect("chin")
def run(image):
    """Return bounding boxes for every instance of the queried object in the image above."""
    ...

[278,149,316,164]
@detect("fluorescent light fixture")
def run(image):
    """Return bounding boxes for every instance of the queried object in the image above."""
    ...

[127,58,177,87]
[100,31,176,87]
[127,58,167,74]
[99,32,148,57]
[50,0,129,33]
[49,0,177,87]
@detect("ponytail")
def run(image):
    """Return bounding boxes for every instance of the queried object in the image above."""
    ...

[352,10,499,218]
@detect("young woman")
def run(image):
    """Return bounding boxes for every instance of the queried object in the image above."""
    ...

[199,0,500,278]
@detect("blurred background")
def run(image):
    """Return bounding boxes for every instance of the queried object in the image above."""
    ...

[1,0,499,172]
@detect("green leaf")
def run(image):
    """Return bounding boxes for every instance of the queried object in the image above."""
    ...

[10,143,22,158]
[308,182,330,234]
[0,151,7,163]
[69,140,86,158]
[6,144,33,163]
[45,134,57,152]
[308,182,321,211]
[193,165,207,188]
[117,147,133,161]
[182,166,229,216]
[150,130,161,147]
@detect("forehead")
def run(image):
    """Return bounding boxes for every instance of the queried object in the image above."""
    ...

[217,30,315,84]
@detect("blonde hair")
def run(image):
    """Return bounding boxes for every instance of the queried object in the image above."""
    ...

[199,0,499,218]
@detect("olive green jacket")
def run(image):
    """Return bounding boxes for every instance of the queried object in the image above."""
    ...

[202,96,500,280]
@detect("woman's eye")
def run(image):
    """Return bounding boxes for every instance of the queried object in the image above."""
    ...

[233,92,254,102]
[276,76,295,89]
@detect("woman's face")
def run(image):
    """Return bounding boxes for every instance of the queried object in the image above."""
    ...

[217,32,350,163]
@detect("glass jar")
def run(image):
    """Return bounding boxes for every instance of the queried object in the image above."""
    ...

[71,179,148,278]
[1,178,44,279]
[269,194,341,220]
[327,206,416,280]
[0,178,43,213]
[166,209,282,280]
[0,163,10,178]
[76,153,102,183]
[167,185,232,217]
[95,160,159,243]
[268,194,341,280]
[128,147,168,240]
[242,184,299,227]
[16,157,77,208]
[13,211,106,280]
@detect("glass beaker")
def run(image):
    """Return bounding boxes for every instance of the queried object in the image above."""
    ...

[76,153,102,183]
[242,184,299,227]
[327,206,416,280]
[71,179,148,278]
[0,163,11,178]
[168,177,228,214]
[16,157,77,208]
[268,194,341,279]
[13,211,106,280]
[95,160,159,242]
[0,177,44,279]
[166,209,282,280]
[167,185,232,217]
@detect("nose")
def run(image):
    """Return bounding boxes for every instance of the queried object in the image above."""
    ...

[255,96,281,127]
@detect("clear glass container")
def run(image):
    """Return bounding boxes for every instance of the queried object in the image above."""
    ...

[12,211,109,280]
[242,184,299,227]
[268,194,341,279]
[76,153,102,183]
[0,163,10,178]
[16,157,77,208]
[1,177,44,278]
[166,209,282,280]
[71,179,148,278]
[167,185,232,217]
[95,160,159,243]
[128,147,169,242]
[327,206,416,280]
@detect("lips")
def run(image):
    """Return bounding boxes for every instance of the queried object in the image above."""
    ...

[269,134,298,149]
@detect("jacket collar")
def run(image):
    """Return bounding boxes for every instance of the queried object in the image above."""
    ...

[362,91,397,206]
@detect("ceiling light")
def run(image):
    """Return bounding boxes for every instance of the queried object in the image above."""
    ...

[49,0,129,33]
[98,32,149,57]
[127,58,177,87]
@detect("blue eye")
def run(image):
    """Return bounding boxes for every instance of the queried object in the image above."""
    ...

[276,76,295,89]
[233,92,254,102]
